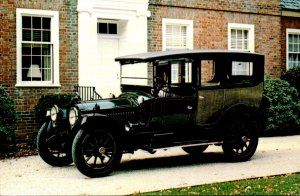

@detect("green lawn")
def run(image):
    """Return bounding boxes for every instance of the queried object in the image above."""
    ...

[139,173,300,195]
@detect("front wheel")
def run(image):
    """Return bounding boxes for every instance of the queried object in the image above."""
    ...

[72,129,122,178]
[37,122,73,166]
[222,114,259,162]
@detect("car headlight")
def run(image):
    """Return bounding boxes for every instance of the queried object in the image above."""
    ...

[50,105,59,122]
[69,107,78,126]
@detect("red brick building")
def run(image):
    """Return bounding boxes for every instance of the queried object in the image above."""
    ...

[0,0,78,138]
[281,0,300,71]
[148,0,284,77]
[0,0,299,139]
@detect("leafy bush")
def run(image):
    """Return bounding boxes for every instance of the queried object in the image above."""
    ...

[34,93,77,124]
[262,77,300,136]
[0,86,17,156]
[281,66,300,97]
[0,86,17,141]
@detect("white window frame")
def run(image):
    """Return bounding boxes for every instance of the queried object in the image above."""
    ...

[228,23,255,53]
[16,8,60,87]
[97,19,120,36]
[162,18,193,51]
[286,28,300,70]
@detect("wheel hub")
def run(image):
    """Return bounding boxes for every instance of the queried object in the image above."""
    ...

[241,136,248,143]
[99,147,106,154]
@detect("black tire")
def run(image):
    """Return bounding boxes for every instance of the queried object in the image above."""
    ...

[37,122,73,166]
[72,129,122,178]
[182,145,209,155]
[222,113,259,162]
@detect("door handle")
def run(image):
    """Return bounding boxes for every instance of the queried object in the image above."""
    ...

[187,106,193,110]
[199,96,204,99]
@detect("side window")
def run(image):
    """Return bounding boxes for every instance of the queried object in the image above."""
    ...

[171,61,192,84]
[200,60,221,87]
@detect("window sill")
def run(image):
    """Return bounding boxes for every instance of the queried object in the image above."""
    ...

[15,82,61,88]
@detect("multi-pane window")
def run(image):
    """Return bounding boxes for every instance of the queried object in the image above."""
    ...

[162,19,193,51]
[228,23,254,53]
[16,9,59,86]
[22,16,52,81]
[230,29,248,51]
[97,22,117,35]
[287,29,300,69]
[166,25,187,50]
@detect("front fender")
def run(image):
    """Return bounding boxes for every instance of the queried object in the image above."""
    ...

[76,114,124,134]
[46,120,68,134]
[80,113,107,127]
[46,121,53,133]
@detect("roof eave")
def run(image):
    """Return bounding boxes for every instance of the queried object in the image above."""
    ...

[282,9,300,17]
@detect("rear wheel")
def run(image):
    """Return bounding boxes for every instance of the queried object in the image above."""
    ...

[37,122,73,166]
[182,145,208,155]
[222,114,258,162]
[72,129,122,178]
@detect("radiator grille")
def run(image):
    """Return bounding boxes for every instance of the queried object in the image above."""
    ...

[106,110,136,124]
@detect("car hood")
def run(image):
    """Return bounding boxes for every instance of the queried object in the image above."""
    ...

[76,98,136,112]
[75,91,153,113]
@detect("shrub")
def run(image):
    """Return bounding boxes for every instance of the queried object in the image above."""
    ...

[34,93,77,125]
[281,66,300,96]
[262,77,300,136]
[0,86,17,156]
[0,86,17,141]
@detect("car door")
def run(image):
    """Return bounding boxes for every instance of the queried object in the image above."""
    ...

[161,60,197,128]
[161,90,197,128]
[196,89,224,125]
[196,59,225,125]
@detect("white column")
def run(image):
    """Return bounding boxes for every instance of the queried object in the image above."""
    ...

[78,2,98,86]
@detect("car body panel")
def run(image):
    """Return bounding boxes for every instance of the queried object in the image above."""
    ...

[38,49,265,174]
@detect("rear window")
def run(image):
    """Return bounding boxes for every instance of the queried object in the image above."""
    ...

[232,61,253,76]
[227,61,254,86]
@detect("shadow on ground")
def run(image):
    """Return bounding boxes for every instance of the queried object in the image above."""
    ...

[117,151,226,172]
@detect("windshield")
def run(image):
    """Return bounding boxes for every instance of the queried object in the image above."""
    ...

[121,62,153,86]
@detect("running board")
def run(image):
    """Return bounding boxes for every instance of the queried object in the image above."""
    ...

[141,141,223,154]
[175,141,223,148]
[154,141,223,151]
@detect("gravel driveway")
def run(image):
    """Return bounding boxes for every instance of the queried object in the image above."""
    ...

[1,135,300,195]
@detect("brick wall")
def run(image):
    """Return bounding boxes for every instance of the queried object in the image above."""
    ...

[149,0,281,16]
[0,0,78,139]
[148,0,283,77]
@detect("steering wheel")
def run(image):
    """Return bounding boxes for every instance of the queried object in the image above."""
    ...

[154,76,167,88]
[153,76,169,97]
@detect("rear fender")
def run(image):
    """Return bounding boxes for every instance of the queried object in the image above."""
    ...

[224,104,257,118]
[219,104,258,132]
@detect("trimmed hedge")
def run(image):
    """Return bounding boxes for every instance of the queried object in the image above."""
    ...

[34,93,78,125]
[262,77,300,136]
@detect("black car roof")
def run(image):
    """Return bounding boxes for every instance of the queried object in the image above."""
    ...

[115,49,263,65]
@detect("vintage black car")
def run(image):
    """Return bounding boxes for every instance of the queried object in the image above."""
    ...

[37,49,264,177]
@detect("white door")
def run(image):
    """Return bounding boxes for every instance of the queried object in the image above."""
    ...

[96,36,120,98]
